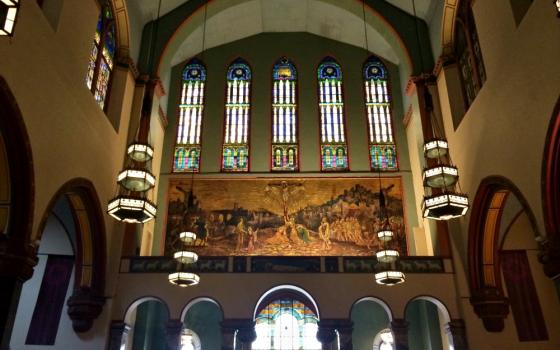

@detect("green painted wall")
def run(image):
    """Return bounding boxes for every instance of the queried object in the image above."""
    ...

[406,300,443,350]
[154,32,419,256]
[183,301,223,350]
[132,301,169,350]
[351,300,391,349]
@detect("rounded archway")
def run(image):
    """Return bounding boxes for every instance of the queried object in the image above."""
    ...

[468,176,558,341]
[122,297,171,350]
[350,297,393,350]
[404,296,453,350]
[252,285,321,350]
[0,75,35,348]
[181,297,224,350]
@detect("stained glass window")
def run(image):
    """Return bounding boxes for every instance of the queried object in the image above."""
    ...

[252,299,321,350]
[272,58,298,171]
[85,4,115,110]
[318,57,348,171]
[222,58,251,172]
[174,59,206,172]
[364,56,398,171]
[455,1,486,108]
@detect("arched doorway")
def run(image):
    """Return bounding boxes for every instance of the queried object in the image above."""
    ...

[350,297,392,350]
[541,96,560,279]
[181,297,223,350]
[468,177,560,343]
[0,76,35,348]
[123,297,170,350]
[404,296,453,350]
[10,179,107,348]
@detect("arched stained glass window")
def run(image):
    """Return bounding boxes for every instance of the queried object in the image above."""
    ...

[364,56,397,171]
[455,1,486,108]
[222,58,251,172]
[174,59,206,172]
[272,58,298,171]
[85,3,115,110]
[318,57,348,171]
[252,299,321,350]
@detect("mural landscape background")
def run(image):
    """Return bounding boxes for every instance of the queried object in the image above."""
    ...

[164,177,407,256]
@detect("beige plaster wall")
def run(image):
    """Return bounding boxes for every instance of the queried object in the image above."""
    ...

[0,1,140,347]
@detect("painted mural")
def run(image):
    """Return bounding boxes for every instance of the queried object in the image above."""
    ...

[164,177,407,256]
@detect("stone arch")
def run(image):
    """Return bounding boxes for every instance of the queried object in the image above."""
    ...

[350,296,393,321]
[541,96,560,279]
[36,178,107,332]
[441,0,461,56]
[180,296,223,322]
[404,295,455,350]
[468,176,540,332]
[0,75,35,348]
[253,284,320,319]
[96,0,131,60]
[124,296,171,324]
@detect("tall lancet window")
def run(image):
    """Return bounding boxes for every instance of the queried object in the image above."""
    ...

[173,59,206,172]
[364,56,398,171]
[222,58,251,172]
[272,58,298,171]
[318,57,348,171]
[85,3,115,110]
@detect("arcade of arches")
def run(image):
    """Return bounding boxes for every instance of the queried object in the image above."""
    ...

[0,1,559,349]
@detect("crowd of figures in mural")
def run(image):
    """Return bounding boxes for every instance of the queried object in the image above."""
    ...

[165,178,407,256]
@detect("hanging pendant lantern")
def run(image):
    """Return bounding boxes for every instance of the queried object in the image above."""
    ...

[173,251,198,264]
[422,192,469,220]
[376,249,399,263]
[423,165,458,188]
[375,268,406,286]
[179,231,197,244]
[107,195,157,223]
[168,272,200,287]
[0,0,19,36]
[127,142,154,162]
[376,229,394,242]
[117,169,156,192]
[423,138,448,159]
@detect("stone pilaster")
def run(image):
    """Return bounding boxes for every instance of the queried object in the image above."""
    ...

[317,320,338,350]
[221,319,255,350]
[107,321,130,350]
[165,319,183,350]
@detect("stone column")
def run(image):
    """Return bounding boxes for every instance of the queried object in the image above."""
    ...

[221,319,255,350]
[317,320,337,350]
[390,318,409,350]
[445,319,469,350]
[0,242,37,349]
[236,320,257,350]
[166,319,183,350]
[334,319,353,350]
[107,321,130,350]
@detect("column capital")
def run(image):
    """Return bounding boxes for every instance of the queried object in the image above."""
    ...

[0,239,37,281]
[445,319,469,350]
[107,321,131,350]
[221,318,255,350]
[66,286,105,333]
[390,318,409,350]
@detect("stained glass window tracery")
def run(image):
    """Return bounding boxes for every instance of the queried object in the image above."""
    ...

[252,299,321,350]
[318,57,348,171]
[174,59,206,172]
[222,58,251,172]
[364,56,397,171]
[455,1,486,108]
[272,58,298,171]
[86,4,115,110]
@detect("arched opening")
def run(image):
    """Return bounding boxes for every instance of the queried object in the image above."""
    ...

[350,297,392,350]
[181,297,223,350]
[0,76,35,348]
[123,297,170,350]
[542,96,560,280]
[404,296,452,350]
[253,286,321,350]
[469,176,559,341]
[9,179,107,347]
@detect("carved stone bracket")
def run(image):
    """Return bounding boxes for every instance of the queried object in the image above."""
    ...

[538,236,560,279]
[66,286,105,333]
[469,287,509,332]
[445,319,469,350]
[391,318,409,350]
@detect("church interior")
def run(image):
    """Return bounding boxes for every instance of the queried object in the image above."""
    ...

[1,0,560,349]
